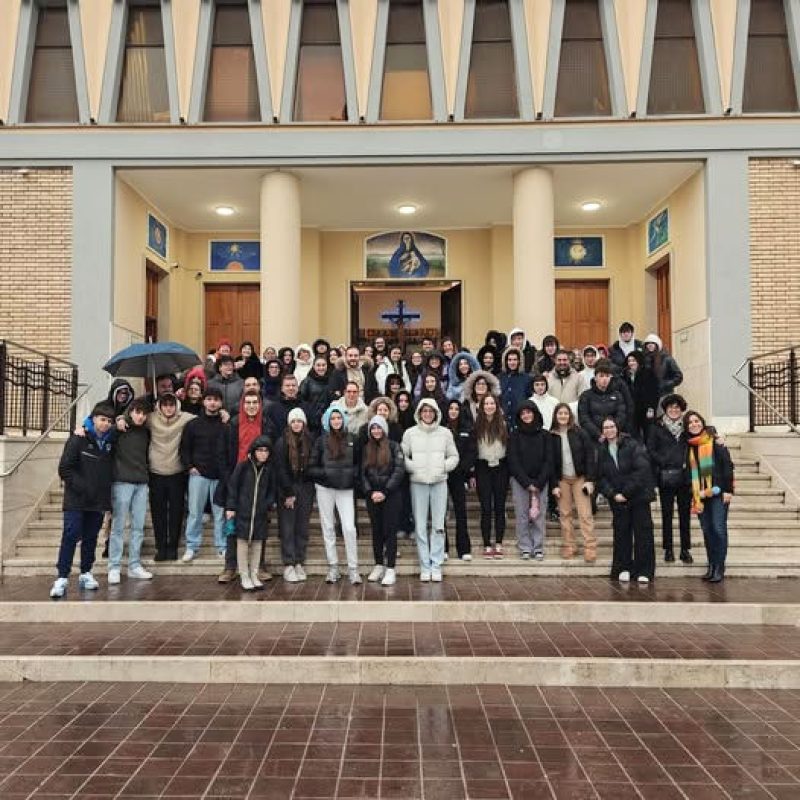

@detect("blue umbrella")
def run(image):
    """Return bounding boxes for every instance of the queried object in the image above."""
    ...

[102,342,201,382]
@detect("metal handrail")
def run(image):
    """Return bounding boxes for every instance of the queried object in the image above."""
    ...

[732,350,800,435]
[0,339,77,370]
[0,383,93,479]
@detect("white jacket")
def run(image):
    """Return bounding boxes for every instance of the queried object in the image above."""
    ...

[530,392,559,431]
[401,399,459,485]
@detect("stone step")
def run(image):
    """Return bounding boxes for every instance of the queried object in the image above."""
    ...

[0,620,796,688]
[7,557,800,578]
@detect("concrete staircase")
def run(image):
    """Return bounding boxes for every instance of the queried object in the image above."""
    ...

[4,438,800,578]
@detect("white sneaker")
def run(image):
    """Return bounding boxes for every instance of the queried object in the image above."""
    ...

[381,568,396,586]
[367,565,385,582]
[107,569,121,585]
[49,577,68,598]
[461,553,472,562]
[294,564,307,581]
[128,566,153,580]
[250,569,263,589]
[420,571,431,582]
[325,566,340,584]
[349,570,362,585]
[637,575,650,585]
[182,549,195,563]
[431,569,443,583]
[78,572,99,590]
[443,553,449,562]
[618,571,631,582]
[283,565,299,583]
[240,571,255,591]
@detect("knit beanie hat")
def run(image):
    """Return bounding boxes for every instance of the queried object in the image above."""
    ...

[644,333,663,350]
[368,415,389,437]
[287,407,307,426]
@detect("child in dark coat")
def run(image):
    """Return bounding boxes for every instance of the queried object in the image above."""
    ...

[224,435,276,591]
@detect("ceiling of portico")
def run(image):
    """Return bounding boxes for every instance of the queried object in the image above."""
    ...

[118,161,702,232]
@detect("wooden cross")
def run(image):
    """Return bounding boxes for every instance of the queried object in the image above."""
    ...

[380,299,421,351]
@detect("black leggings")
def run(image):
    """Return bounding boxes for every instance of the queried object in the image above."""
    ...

[475,460,509,546]
[446,473,471,557]
[366,490,400,568]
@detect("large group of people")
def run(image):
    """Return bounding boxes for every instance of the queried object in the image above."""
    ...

[50,323,734,598]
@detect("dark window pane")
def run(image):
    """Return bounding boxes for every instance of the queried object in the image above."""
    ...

[204,4,260,121]
[743,0,798,112]
[554,0,611,117]
[294,2,347,121]
[381,1,431,120]
[26,8,78,122]
[647,0,704,114]
[117,7,170,122]
[465,0,517,118]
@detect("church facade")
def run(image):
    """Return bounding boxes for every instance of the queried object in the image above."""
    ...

[2,0,800,429]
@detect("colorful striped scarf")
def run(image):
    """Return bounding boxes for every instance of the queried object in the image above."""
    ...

[687,430,714,514]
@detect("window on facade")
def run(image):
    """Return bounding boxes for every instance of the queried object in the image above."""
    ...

[26,6,79,122]
[465,0,517,118]
[294,0,347,121]
[554,0,610,116]
[380,0,432,120]
[117,4,170,122]
[743,0,798,112]
[204,3,260,122]
[647,0,704,114]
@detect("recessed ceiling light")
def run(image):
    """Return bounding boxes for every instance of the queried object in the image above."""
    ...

[215,205,236,217]
[397,204,418,215]
[581,200,602,212]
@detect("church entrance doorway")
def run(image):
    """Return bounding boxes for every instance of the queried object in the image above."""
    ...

[555,279,609,350]
[205,284,260,354]
[349,281,462,351]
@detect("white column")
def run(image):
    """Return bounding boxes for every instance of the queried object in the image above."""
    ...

[260,171,301,348]
[512,167,555,344]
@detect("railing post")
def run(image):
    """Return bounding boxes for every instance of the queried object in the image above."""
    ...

[748,360,755,432]
[790,349,798,426]
[70,366,79,432]
[41,358,50,434]
[21,362,29,437]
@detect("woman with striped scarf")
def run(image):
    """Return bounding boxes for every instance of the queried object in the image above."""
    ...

[684,411,735,583]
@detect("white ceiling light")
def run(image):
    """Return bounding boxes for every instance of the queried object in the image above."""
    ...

[397,203,418,215]
[580,200,602,212]
[215,205,236,217]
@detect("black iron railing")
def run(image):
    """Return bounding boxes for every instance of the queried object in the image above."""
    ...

[0,340,79,436]
[735,346,800,432]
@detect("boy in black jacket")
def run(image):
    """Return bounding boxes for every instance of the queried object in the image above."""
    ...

[50,403,116,598]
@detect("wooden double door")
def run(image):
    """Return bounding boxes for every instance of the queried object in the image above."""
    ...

[205,284,260,354]
[555,280,609,350]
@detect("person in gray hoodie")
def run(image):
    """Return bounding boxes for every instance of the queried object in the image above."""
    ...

[208,355,244,414]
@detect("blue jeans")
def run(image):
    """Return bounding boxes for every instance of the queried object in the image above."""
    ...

[109,482,149,571]
[698,495,729,568]
[185,474,225,552]
[410,481,448,571]
[56,510,104,578]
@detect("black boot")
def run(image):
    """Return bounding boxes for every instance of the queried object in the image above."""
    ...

[680,549,693,564]
[708,564,724,583]
[702,562,714,581]
[664,549,675,563]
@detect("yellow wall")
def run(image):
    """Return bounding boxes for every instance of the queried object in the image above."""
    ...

[0,0,21,122]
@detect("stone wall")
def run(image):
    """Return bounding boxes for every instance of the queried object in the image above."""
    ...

[0,169,72,360]
[749,159,800,355]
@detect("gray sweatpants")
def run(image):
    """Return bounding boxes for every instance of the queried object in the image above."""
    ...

[511,478,546,555]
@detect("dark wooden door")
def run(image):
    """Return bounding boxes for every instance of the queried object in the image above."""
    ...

[655,259,672,352]
[205,284,260,353]
[555,280,609,350]
[440,283,462,345]
[145,261,162,343]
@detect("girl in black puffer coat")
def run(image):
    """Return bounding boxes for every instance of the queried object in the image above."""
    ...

[309,407,360,585]
[299,356,333,427]
[444,400,477,560]
[597,418,656,584]
[224,436,276,592]
[362,416,405,586]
